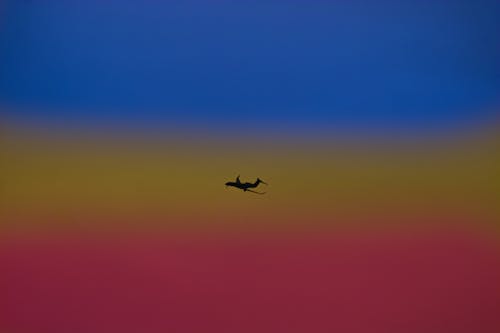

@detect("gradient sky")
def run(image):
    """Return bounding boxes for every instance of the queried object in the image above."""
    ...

[1,0,499,133]
[2,4,500,332]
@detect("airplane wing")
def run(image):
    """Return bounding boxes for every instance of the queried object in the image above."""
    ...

[247,189,266,195]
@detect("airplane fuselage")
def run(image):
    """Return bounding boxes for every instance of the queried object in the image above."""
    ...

[225,176,267,193]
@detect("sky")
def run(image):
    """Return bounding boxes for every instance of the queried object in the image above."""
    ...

[2,3,500,332]
[1,0,499,134]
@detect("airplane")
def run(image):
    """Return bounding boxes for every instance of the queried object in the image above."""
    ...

[225,175,268,194]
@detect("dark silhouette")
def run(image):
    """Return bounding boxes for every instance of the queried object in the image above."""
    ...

[225,175,268,194]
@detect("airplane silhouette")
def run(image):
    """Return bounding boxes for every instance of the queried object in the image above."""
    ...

[225,175,268,194]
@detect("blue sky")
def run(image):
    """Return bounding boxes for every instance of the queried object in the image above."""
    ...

[1,0,499,134]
